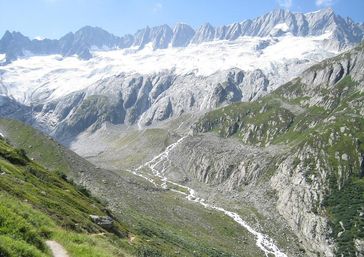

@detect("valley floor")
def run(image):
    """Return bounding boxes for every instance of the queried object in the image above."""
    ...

[68,118,305,257]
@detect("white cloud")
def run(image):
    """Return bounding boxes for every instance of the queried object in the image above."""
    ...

[277,0,292,9]
[153,2,163,13]
[315,0,335,6]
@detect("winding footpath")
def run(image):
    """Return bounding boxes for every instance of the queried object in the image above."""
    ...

[45,241,69,257]
[131,135,288,257]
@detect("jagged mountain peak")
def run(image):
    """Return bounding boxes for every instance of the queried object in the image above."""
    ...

[201,22,214,28]
[197,22,215,32]
[2,30,20,38]
[132,24,173,49]
[76,25,106,32]
[172,22,195,35]
[149,24,173,35]
[191,22,215,44]
[2,30,12,37]
[0,30,29,42]
[171,23,195,47]
[75,26,117,40]
[73,26,119,48]
[0,30,32,63]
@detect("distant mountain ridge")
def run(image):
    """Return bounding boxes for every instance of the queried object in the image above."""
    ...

[1,8,363,63]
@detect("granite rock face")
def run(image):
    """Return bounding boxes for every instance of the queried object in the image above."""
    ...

[26,68,270,141]
[171,23,195,47]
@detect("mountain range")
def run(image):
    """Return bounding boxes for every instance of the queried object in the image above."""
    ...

[1,8,363,64]
[1,8,364,143]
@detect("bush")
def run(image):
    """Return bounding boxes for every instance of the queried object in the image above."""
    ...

[75,184,91,197]
[0,204,45,251]
[136,245,163,257]
[0,149,28,165]
[0,235,46,257]
[323,176,364,256]
[55,170,68,181]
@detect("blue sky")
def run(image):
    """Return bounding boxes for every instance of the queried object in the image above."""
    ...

[0,0,363,39]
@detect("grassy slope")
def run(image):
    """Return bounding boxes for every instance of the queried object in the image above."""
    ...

[0,193,133,257]
[0,119,75,176]
[0,136,136,257]
[194,48,364,256]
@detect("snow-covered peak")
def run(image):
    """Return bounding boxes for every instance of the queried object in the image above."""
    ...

[172,23,195,47]
[191,23,215,44]
[132,25,174,49]
[0,8,363,64]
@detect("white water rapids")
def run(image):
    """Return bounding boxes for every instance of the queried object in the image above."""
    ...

[130,135,288,257]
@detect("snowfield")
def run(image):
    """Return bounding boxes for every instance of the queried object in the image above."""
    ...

[0,32,338,104]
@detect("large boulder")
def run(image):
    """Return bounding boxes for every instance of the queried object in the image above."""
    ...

[89,215,113,230]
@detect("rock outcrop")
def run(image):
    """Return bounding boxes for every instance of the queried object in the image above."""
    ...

[89,215,114,230]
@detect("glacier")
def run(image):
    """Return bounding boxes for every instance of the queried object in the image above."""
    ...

[0,32,337,105]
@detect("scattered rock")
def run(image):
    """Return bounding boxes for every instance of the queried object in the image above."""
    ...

[89,215,114,230]
[355,239,364,256]
[341,153,348,161]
